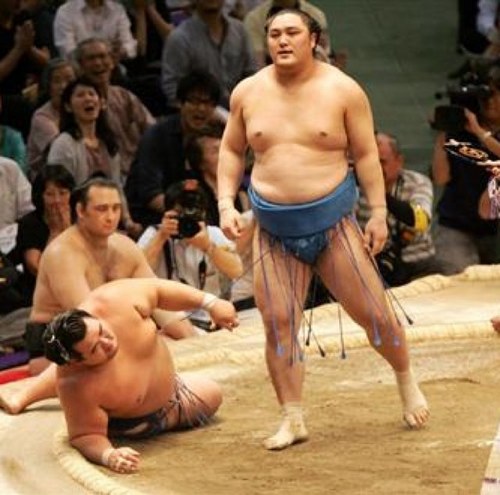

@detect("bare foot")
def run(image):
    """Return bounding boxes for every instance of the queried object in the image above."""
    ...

[0,389,24,415]
[395,370,430,429]
[264,403,309,450]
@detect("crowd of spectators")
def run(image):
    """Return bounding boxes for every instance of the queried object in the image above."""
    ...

[0,0,499,356]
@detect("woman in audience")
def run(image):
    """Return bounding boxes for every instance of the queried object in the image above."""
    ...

[47,76,121,185]
[15,164,75,304]
[48,76,142,236]
[26,59,76,179]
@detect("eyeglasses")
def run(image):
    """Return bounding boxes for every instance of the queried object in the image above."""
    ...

[185,97,216,108]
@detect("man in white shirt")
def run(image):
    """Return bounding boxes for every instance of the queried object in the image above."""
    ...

[54,0,138,60]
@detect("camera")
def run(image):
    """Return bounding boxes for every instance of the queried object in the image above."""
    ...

[173,189,206,239]
[176,211,203,239]
[432,65,493,133]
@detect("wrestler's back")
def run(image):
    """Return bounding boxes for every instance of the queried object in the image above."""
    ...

[245,64,352,203]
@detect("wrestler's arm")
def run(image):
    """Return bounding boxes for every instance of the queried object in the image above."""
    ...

[115,234,156,278]
[91,279,238,330]
[41,243,92,308]
[344,81,387,254]
[59,381,140,473]
[114,235,197,338]
[217,81,250,239]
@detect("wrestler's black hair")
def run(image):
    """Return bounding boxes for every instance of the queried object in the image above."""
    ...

[43,309,91,365]
[70,176,121,221]
[31,164,76,213]
[265,8,322,51]
[176,69,221,106]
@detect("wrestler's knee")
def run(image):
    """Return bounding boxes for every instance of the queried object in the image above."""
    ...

[196,377,223,415]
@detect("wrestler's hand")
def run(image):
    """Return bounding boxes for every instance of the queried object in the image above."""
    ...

[102,446,140,473]
[209,299,239,331]
[363,216,388,255]
[491,315,500,334]
[220,208,244,240]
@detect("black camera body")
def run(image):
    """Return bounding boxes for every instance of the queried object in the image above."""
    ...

[432,70,492,133]
[173,189,206,239]
[176,212,203,239]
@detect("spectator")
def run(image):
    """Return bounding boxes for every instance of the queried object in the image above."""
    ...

[125,69,220,227]
[0,120,26,174]
[138,179,243,331]
[14,164,75,304]
[432,67,500,275]
[357,132,438,287]
[47,76,121,185]
[185,123,249,225]
[0,156,33,232]
[26,58,76,178]
[53,0,137,61]
[243,0,331,68]
[161,0,256,110]
[0,0,50,96]
[19,0,57,57]
[74,38,155,179]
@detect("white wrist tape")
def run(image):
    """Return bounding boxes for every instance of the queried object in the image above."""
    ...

[218,197,235,213]
[201,293,218,310]
[101,447,115,467]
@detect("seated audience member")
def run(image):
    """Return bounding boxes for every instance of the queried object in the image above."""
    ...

[432,67,500,275]
[357,132,438,287]
[53,0,138,61]
[138,179,243,330]
[27,58,76,178]
[0,278,238,474]
[14,164,75,305]
[47,75,141,235]
[126,69,221,227]
[0,0,50,97]
[47,76,121,185]
[185,123,249,225]
[243,0,331,68]
[74,38,155,179]
[0,156,34,231]
[18,0,57,57]
[0,120,26,174]
[22,176,193,376]
[160,0,256,110]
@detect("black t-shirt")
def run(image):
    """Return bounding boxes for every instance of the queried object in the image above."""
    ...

[0,16,40,95]
[437,131,498,236]
[15,210,49,301]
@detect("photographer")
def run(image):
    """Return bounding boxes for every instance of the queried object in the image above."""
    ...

[432,65,500,275]
[357,132,438,287]
[137,179,243,331]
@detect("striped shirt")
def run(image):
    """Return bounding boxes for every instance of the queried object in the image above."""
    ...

[356,169,435,263]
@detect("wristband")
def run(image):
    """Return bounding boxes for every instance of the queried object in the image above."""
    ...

[201,293,218,310]
[101,447,115,467]
[218,197,235,213]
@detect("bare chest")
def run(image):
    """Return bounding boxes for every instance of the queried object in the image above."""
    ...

[245,97,347,153]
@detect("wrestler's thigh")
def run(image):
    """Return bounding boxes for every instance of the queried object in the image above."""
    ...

[316,218,391,329]
[252,228,312,325]
[167,373,222,429]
